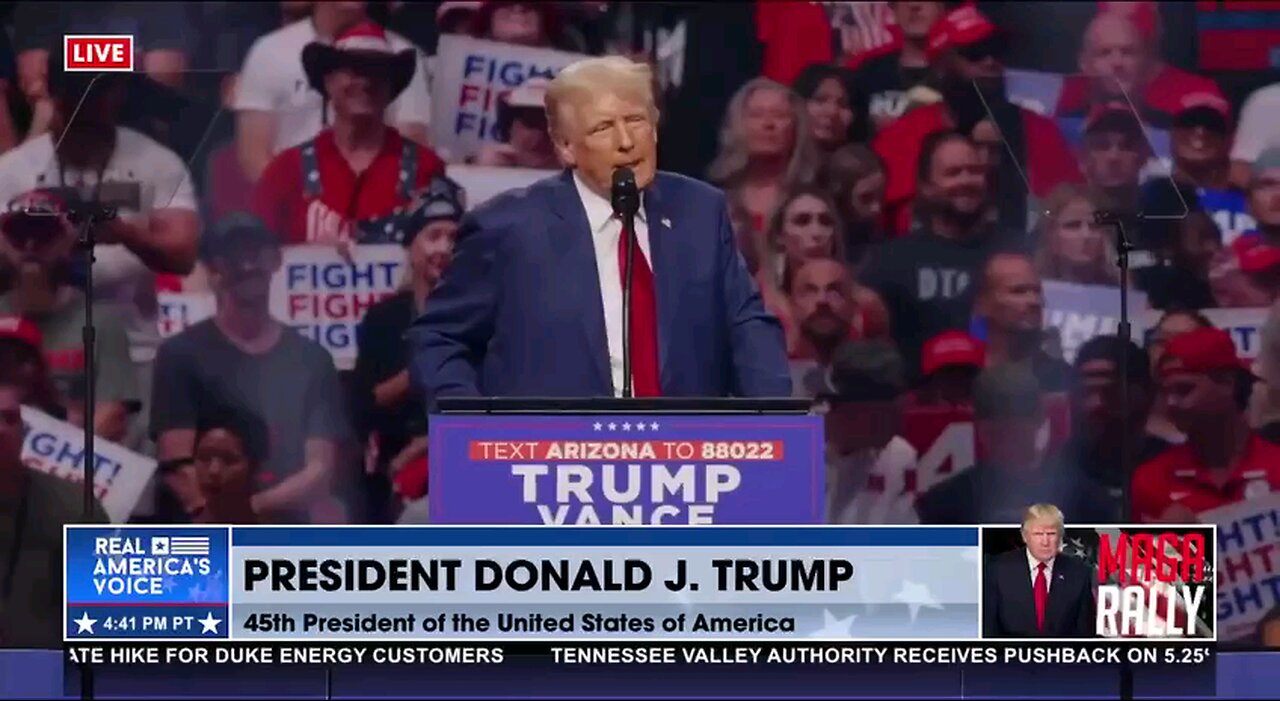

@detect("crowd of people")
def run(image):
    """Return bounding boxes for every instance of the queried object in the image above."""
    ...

[0,0,1279,646]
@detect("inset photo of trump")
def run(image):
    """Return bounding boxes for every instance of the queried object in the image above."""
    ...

[981,504,1215,639]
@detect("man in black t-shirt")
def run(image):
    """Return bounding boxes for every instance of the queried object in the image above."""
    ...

[849,1,949,133]
[860,130,1019,377]
[150,214,351,524]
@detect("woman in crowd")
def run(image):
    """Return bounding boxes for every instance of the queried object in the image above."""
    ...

[791,64,867,155]
[707,78,820,239]
[1145,309,1213,444]
[189,412,268,524]
[352,177,462,523]
[471,1,564,48]
[474,78,560,170]
[761,185,847,296]
[823,144,886,268]
[1033,185,1121,286]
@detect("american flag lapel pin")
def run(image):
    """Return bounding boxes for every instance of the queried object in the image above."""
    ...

[661,217,671,228]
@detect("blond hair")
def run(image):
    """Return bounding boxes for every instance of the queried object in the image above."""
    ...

[1021,503,1064,534]
[544,56,658,139]
[706,77,819,190]
[1033,184,1121,286]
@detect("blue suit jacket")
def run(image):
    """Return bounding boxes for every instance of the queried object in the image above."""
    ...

[407,170,791,401]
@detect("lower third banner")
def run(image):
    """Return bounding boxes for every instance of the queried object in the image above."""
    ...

[64,526,980,643]
[428,414,825,524]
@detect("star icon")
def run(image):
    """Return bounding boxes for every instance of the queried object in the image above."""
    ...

[189,583,206,602]
[671,587,694,610]
[198,612,221,634]
[73,612,97,634]
[608,422,617,431]
[636,422,646,432]
[893,580,943,623]
[808,609,857,638]
[650,421,659,431]
[622,422,632,431]
[593,422,603,431]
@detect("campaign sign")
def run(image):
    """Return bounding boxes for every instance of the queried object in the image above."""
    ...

[1139,307,1269,361]
[269,244,406,370]
[446,163,556,209]
[1202,493,1280,641]
[431,35,587,160]
[21,406,157,523]
[64,526,230,640]
[157,291,215,339]
[1043,280,1149,362]
[1005,68,1065,116]
[428,414,825,525]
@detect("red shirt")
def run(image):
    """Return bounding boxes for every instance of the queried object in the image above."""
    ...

[1131,433,1280,521]
[872,103,1083,236]
[251,128,445,244]
[756,1,834,85]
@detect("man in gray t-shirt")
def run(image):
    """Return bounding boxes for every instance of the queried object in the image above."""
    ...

[150,214,351,524]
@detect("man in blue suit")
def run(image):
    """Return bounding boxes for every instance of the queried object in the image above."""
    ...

[408,56,790,400]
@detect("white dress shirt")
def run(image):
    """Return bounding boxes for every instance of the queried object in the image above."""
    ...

[573,173,653,396]
[1027,549,1055,592]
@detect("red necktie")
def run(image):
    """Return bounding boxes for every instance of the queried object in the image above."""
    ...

[617,225,661,396]
[1034,562,1048,632]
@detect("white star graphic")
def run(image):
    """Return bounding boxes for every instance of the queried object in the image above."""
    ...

[198,612,222,634]
[593,422,603,431]
[73,612,97,634]
[808,609,857,638]
[650,421,659,431]
[635,422,646,432]
[622,422,632,431]
[671,587,694,610]
[608,422,617,431]
[893,580,943,623]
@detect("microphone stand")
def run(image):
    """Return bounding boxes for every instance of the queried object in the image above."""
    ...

[620,209,636,399]
[66,200,117,701]
[1095,209,1136,701]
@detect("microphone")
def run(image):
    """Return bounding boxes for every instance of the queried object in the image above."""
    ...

[611,167,640,218]
[611,167,640,399]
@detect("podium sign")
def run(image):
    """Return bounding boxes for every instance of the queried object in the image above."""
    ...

[428,414,825,525]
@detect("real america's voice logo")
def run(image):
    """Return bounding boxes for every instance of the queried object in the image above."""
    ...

[93,534,214,596]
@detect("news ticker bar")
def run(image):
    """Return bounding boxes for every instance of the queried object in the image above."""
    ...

[64,641,1216,668]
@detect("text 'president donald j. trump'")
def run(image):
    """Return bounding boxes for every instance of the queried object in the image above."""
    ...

[408,57,791,400]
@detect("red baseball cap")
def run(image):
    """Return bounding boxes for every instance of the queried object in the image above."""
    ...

[925,6,1006,63]
[1159,327,1250,378]
[921,331,986,377]
[1232,236,1280,275]
[0,315,43,350]
[1174,91,1232,132]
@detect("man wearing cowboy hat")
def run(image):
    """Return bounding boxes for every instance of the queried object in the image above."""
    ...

[251,21,446,247]
[235,1,431,182]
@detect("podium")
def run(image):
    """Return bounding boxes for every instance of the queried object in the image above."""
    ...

[428,398,824,525]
